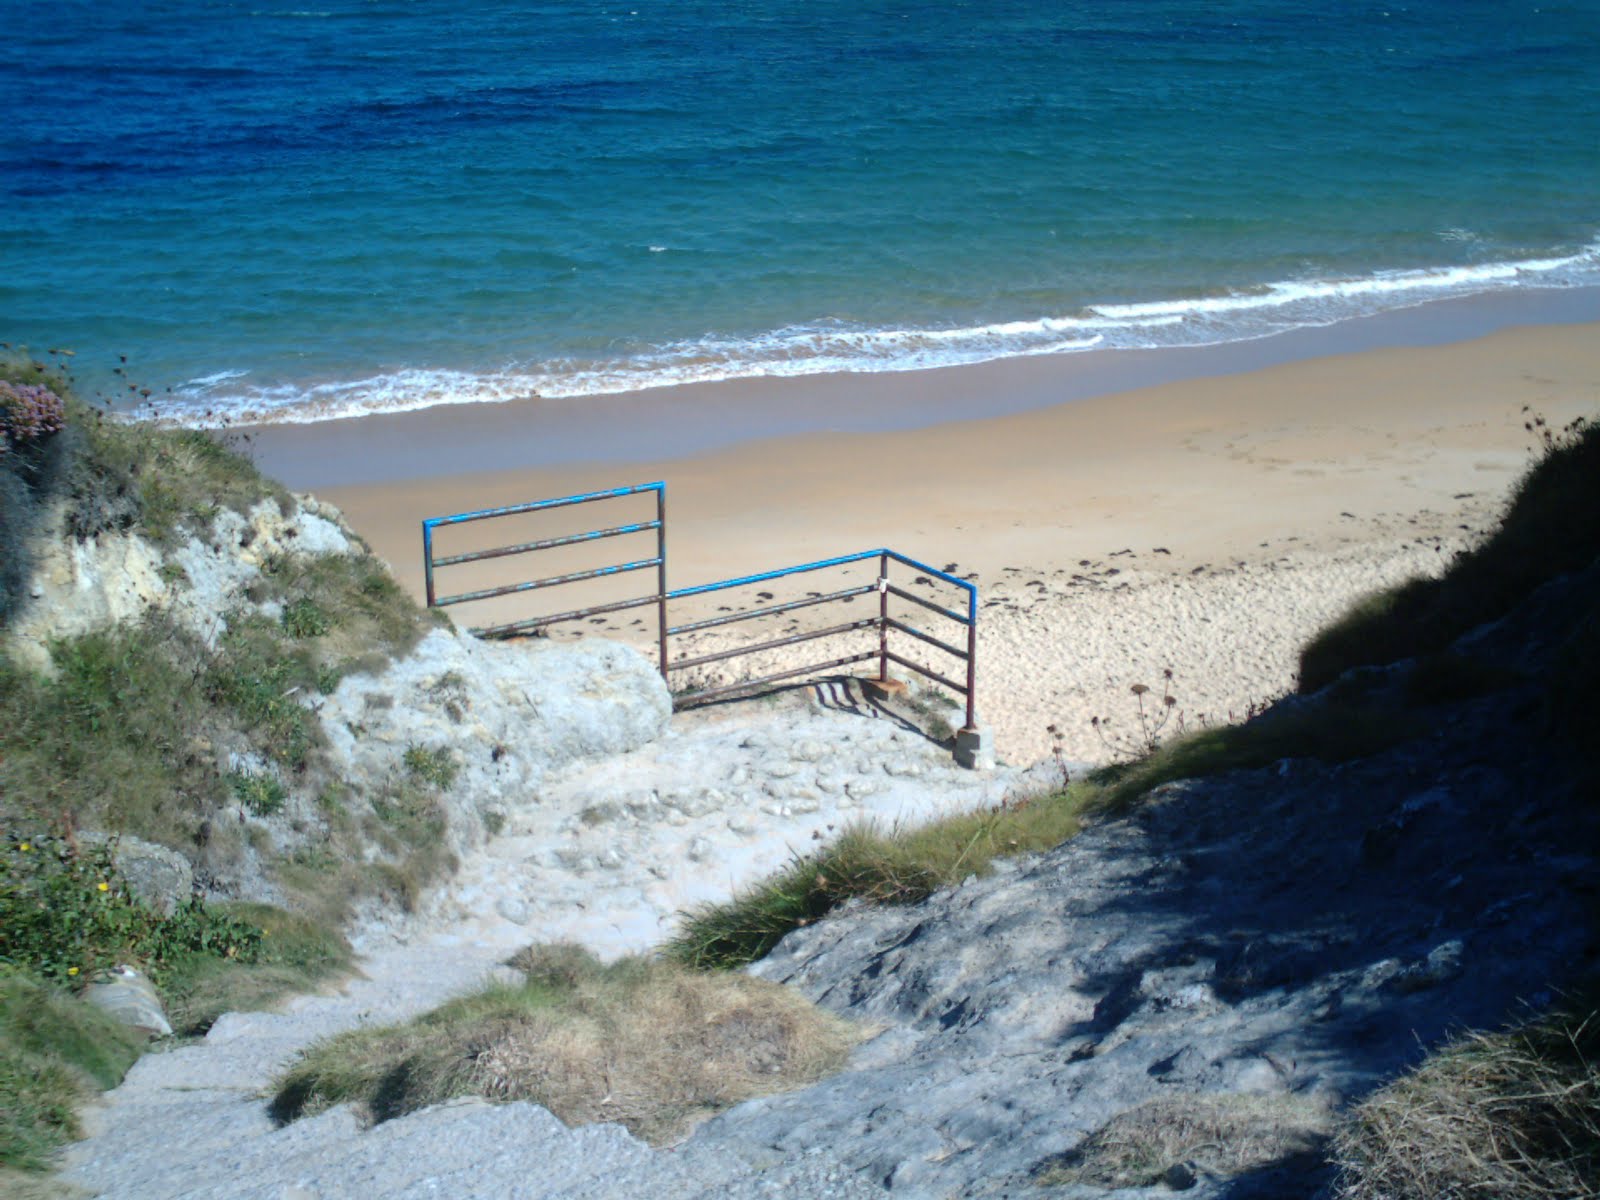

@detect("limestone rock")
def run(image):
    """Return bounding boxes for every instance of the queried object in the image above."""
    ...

[81,833,193,915]
[5,494,356,669]
[84,966,172,1039]
[318,630,671,871]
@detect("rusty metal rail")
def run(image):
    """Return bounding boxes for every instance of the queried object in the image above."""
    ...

[662,548,978,729]
[422,484,979,732]
[422,482,668,673]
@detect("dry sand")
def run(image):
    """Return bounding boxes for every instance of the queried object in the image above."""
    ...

[298,321,1600,768]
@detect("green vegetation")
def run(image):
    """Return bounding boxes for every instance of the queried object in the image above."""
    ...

[271,943,850,1144]
[0,352,444,927]
[0,351,424,1176]
[0,969,143,1172]
[1300,412,1599,692]
[1332,1002,1600,1199]
[2,620,220,851]
[667,789,1091,970]
[229,771,287,817]
[0,831,262,991]
[1084,698,1422,816]
[402,745,459,790]
[157,903,354,1036]
[0,350,291,562]
[0,831,352,1174]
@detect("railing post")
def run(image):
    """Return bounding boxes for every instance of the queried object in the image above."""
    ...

[656,485,669,681]
[422,521,436,609]
[877,551,889,682]
[964,589,977,731]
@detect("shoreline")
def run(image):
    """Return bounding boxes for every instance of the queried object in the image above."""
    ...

[268,314,1598,767]
[245,284,1600,490]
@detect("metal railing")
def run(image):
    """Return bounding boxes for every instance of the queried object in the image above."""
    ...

[421,482,668,674]
[665,549,978,730]
[421,484,978,732]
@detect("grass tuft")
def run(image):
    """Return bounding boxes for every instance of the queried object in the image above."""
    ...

[665,790,1090,971]
[270,945,851,1144]
[156,903,355,1035]
[0,968,142,1171]
[671,692,1420,972]
[402,745,458,791]
[1036,1093,1331,1188]
[1332,1003,1600,1200]
[1086,700,1422,816]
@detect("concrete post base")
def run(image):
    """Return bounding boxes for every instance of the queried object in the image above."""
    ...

[954,725,994,770]
[862,676,909,704]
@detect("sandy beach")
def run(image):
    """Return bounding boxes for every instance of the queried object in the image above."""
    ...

[254,319,1600,769]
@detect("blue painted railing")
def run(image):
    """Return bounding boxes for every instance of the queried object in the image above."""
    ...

[422,484,977,730]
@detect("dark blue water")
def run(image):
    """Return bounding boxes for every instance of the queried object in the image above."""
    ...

[2,1,1597,426]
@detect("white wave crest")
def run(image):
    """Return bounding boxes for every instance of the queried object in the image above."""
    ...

[141,237,1600,429]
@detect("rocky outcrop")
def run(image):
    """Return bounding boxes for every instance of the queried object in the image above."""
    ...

[314,628,674,913]
[4,495,354,671]
[80,833,195,915]
[686,574,1600,1198]
[4,485,680,928]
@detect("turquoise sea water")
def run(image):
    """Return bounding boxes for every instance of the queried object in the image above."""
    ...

[2,1,1598,427]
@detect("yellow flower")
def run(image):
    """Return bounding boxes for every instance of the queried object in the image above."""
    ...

[18,842,30,852]
[67,967,79,976]
[97,881,109,892]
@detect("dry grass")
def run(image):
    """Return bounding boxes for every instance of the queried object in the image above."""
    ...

[1331,1007,1600,1200]
[270,944,853,1144]
[1036,1093,1332,1188]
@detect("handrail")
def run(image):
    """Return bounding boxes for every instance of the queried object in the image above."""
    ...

[422,483,981,739]
[422,482,668,674]
[662,545,977,729]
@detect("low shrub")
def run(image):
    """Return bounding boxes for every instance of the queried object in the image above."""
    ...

[229,772,286,817]
[402,745,458,790]
[0,829,262,989]
[157,903,354,1035]
[271,944,851,1144]
[0,619,222,850]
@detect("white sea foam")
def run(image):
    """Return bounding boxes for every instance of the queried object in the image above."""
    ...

[141,239,1600,430]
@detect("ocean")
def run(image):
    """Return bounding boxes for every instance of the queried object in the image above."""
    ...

[2,0,1598,428]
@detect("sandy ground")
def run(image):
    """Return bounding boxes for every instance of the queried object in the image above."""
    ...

[297,321,1600,768]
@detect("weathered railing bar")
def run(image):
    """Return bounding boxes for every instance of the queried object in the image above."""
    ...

[884,549,978,611]
[883,583,969,626]
[884,650,969,697]
[664,549,879,600]
[426,482,664,528]
[669,618,878,674]
[674,651,880,707]
[469,592,663,640]
[432,520,660,569]
[665,584,875,637]
[434,557,661,609]
[883,616,969,661]
[423,484,982,750]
